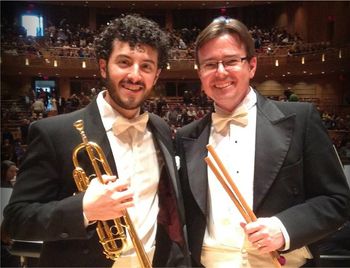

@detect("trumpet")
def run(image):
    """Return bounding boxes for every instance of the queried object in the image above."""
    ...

[205,144,283,268]
[72,119,151,268]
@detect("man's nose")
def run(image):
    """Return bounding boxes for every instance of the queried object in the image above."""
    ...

[128,64,142,82]
[215,61,228,77]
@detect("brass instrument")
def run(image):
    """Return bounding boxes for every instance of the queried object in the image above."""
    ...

[72,119,152,268]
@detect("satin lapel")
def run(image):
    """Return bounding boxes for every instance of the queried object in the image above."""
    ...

[253,95,295,211]
[148,116,179,199]
[81,100,117,175]
[147,115,186,222]
[182,119,211,216]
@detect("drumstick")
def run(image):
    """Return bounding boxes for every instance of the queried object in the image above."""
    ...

[205,157,251,223]
[207,145,256,221]
[206,144,283,268]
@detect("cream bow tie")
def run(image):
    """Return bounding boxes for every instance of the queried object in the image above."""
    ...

[112,112,149,137]
[212,105,248,135]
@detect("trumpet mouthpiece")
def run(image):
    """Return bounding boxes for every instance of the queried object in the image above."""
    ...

[74,120,84,132]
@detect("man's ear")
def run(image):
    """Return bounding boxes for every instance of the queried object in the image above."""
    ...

[248,57,257,79]
[197,69,202,80]
[99,59,107,79]
[153,69,162,86]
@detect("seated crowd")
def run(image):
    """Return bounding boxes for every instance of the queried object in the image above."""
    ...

[1,16,309,61]
[2,86,350,169]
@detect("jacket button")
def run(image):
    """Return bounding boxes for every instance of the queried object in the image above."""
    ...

[292,187,299,196]
[60,232,69,239]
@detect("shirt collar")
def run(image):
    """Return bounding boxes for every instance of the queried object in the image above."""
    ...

[96,90,141,132]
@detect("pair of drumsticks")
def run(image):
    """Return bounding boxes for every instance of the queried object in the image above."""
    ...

[205,144,284,268]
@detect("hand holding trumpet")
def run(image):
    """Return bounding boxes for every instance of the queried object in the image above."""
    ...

[83,175,135,222]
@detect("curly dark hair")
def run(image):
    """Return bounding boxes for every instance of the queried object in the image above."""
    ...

[94,14,169,69]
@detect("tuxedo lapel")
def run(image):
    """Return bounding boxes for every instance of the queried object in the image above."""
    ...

[148,115,180,199]
[253,95,295,211]
[182,116,211,216]
[81,100,117,175]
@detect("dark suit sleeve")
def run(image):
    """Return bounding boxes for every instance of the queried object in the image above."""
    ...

[3,119,89,242]
[275,104,350,250]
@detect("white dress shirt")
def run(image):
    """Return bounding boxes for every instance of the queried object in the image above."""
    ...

[96,91,161,261]
[204,88,257,251]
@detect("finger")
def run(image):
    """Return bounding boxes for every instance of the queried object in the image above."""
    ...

[255,240,263,249]
[244,221,262,235]
[240,222,246,229]
[111,189,134,202]
[101,174,117,184]
[113,179,130,191]
[112,199,135,218]
[119,199,134,210]
[248,231,267,244]
[256,243,273,254]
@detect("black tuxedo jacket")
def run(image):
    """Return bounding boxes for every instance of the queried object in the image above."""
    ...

[4,99,190,267]
[175,92,350,267]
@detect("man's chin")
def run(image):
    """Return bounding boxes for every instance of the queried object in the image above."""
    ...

[119,99,143,110]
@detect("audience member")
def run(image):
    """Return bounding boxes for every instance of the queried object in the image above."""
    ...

[1,160,17,188]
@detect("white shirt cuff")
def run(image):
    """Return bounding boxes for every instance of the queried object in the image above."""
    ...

[83,212,96,227]
[272,216,290,251]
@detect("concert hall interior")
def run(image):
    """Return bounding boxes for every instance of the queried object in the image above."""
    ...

[1,1,350,267]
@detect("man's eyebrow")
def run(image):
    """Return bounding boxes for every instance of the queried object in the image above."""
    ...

[114,54,157,65]
[201,54,241,62]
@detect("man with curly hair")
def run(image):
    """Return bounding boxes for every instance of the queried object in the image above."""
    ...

[4,14,190,267]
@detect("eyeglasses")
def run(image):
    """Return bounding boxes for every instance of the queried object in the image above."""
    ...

[199,56,248,74]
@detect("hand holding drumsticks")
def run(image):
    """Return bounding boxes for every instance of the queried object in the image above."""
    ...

[205,144,284,268]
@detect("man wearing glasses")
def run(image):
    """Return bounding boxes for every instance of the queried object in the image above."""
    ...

[175,17,350,267]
